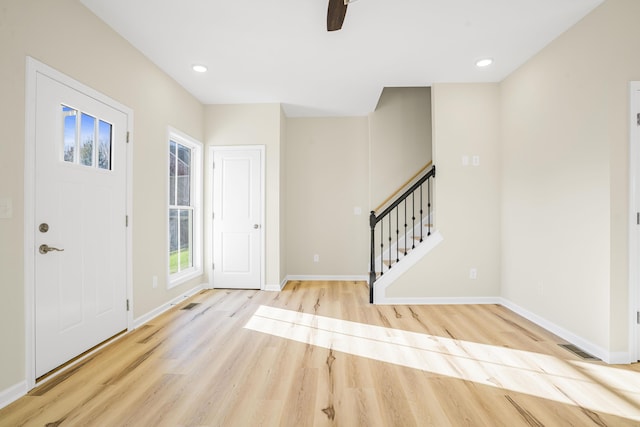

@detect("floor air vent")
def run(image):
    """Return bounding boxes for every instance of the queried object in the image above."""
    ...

[559,344,599,360]
[181,302,200,310]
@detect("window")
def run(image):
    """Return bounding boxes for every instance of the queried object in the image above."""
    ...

[168,128,202,287]
[62,105,112,170]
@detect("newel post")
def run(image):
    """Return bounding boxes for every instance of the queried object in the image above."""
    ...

[369,211,377,303]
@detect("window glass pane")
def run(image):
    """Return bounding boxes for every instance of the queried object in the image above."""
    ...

[169,141,176,206]
[168,131,201,283]
[177,144,191,206]
[179,209,193,271]
[62,105,77,163]
[169,209,179,274]
[98,120,112,170]
[80,113,96,166]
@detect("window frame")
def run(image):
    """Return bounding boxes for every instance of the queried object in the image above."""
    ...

[167,127,203,288]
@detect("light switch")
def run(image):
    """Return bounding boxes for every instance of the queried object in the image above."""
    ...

[472,155,480,166]
[354,207,362,215]
[462,155,469,166]
[0,197,12,219]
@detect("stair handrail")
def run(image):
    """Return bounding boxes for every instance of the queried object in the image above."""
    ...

[368,164,436,303]
[374,161,433,214]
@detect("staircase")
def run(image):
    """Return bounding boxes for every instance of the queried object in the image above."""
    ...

[368,165,439,303]
[375,214,434,275]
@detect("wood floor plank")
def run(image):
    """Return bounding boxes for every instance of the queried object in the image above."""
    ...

[2,281,640,426]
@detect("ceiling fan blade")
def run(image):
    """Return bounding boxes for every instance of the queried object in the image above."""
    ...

[327,0,348,32]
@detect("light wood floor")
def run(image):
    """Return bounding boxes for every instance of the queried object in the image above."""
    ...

[2,281,640,426]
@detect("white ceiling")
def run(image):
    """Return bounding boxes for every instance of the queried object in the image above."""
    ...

[80,0,603,117]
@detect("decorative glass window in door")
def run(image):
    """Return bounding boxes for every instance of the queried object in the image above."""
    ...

[62,105,112,170]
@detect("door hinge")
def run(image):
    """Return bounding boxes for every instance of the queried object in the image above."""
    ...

[212,263,214,270]
[126,215,129,227]
[637,311,639,324]
[637,113,640,126]
[126,299,130,311]
[126,131,130,143]
[212,212,215,220]
[637,212,639,225]
[212,161,215,169]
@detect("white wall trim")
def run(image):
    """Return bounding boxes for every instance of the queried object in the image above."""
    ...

[376,290,631,363]
[499,297,627,364]
[24,57,135,390]
[285,275,368,282]
[0,381,28,410]
[376,296,501,306]
[133,284,204,328]
[628,81,640,363]
[373,231,444,303]
[264,277,288,292]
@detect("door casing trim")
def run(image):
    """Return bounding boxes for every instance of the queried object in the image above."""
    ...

[629,81,640,363]
[24,57,134,389]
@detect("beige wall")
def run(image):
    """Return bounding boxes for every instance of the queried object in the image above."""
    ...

[3,0,637,402]
[386,84,502,298]
[286,118,369,276]
[203,104,284,287]
[369,87,432,208]
[501,0,640,354]
[0,0,204,392]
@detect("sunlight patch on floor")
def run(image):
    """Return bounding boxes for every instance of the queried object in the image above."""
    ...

[244,305,640,421]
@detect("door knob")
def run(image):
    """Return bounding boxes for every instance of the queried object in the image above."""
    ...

[253,224,260,229]
[39,244,64,254]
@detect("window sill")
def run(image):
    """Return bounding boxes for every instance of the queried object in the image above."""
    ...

[168,268,203,289]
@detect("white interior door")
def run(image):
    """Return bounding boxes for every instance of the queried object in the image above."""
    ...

[34,72,128,377]
[212,147,263,289]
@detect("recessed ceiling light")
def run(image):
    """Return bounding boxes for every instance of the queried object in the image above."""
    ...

[192,64,208,73]
[475,58,493,68]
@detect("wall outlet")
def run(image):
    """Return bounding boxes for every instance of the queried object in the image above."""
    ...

[354,207,362,215]
[313,254,320,263]
[152,275,158,288]
[462,155,469,166]
[469,268,477,279]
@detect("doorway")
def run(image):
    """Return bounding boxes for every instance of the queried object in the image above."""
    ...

[210,146,265,289]
[25,58,133,384]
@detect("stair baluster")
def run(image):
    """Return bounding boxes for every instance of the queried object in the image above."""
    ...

[368,165,436,303]
[411,192,416,250]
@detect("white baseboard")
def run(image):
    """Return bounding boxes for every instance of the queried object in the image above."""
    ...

[375,293,631,364]
[264,278,286,292]
[284,275,368,283]
[376,296,502,305]
[373,231,444,302]
[266,276,367,291]
[0,381,27,410]
[133,284,204,329]
[499,297,631,364]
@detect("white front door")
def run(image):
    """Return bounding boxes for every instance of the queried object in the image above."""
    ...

[212,147,263,289]
[34,72,128,377]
